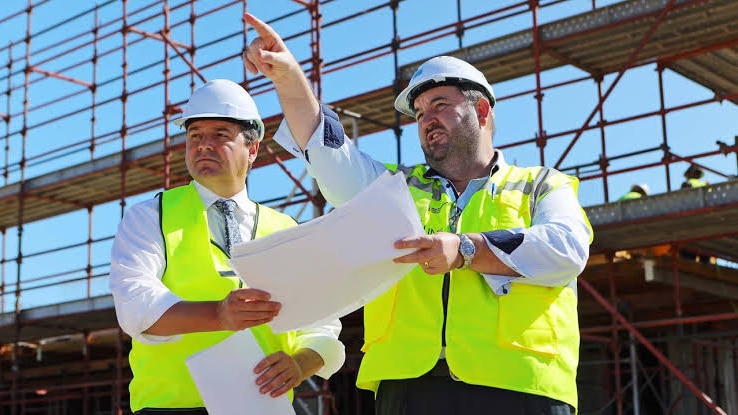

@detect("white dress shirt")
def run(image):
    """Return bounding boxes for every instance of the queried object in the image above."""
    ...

[109,180,345,378]
[273,110,592,296]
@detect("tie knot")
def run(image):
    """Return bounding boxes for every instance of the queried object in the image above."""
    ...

[215,199,237,215]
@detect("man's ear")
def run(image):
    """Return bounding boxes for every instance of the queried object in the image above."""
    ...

[476,97,492,125]
[248,140,260,164]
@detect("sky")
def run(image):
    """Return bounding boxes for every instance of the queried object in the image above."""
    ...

[0,0,736,311]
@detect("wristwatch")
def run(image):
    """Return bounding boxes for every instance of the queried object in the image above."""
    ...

[457,233,475,270]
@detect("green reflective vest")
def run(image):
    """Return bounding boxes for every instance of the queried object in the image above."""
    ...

[356,164,592,409]
[128,182,298,411]
[686,178,707,188]
[618,191,643,201]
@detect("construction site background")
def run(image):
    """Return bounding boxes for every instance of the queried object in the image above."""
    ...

[1,1,737,414]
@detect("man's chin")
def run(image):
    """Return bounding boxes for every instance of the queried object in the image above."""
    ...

[194,168,222,178]
[424,149,446,163]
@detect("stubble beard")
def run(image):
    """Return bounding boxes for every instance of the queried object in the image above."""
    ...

[424,112,480,179]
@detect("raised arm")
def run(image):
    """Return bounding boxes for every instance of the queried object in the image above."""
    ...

[242,12,319,149]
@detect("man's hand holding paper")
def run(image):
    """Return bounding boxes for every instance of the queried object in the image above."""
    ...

[230,171,424,332]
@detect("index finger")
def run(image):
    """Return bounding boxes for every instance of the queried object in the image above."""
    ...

[244,12,280,41]
[254,351,287,374]
[231,287,272,301]
[394,235,433,250]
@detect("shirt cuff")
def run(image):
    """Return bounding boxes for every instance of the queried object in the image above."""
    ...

[273,117,310,160]
[481,274,516,296]
[479,230,524,296]
[481,226,584,289]
[272,103,346,162]
[294,334,346,379]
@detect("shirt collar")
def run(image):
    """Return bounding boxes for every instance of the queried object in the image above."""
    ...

[192,180,252,212]
[422,150,504,208]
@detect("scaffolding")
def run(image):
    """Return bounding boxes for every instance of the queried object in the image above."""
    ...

[0,0,737,414]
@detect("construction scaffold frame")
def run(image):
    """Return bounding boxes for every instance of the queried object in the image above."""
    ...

[0,0,737,414]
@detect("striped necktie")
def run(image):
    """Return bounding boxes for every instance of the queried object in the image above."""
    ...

[214,199,242,255]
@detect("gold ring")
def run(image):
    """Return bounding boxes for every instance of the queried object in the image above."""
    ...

[423,261,430,268]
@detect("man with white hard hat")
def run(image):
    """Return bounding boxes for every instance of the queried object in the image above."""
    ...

[109,78,344,414]
[243,12,591,415]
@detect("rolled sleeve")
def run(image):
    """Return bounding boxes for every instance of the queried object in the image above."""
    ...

[109,200,183,344]
[273,120,315,161]
[273,103,388,207]
[272,103,345,160]
[293,319,345,379]
[481,184,591,289]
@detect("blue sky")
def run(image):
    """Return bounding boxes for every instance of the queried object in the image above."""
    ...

[0,0,736,311]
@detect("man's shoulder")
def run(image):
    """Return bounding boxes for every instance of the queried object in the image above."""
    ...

[257,204,298,228]
[161,183,194,195]
[120,196,160,224]
[386,163,434,179]
[509,164,557,173]
[505,164,551,178]
[129,184,194,217]
[505,165,576,191]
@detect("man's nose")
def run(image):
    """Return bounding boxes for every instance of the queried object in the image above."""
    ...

[197,135,216,150]
[420,113,438,130]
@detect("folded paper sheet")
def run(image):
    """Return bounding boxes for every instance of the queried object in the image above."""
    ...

[185,329,296,415]
[230,171,424,332]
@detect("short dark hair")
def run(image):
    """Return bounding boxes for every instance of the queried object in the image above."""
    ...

[240,127,259,146]
[460,87,496,140]
[461,89,486,107]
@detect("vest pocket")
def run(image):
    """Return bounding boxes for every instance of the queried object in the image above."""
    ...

[497,284,568,358]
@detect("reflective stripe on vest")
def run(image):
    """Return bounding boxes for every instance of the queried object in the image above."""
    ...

[128,182,298,411]
[357,165,591,409]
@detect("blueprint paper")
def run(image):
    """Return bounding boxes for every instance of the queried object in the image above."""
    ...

[185,329,296,415]
[230,171,424,332]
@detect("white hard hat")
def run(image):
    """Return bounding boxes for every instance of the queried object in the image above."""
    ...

[173,79,265,141]
[632,183,650,195]
[394,56,496,117]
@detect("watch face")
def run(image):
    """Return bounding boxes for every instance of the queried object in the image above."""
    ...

[461,243,474,256]
[460,235,475,256]
[459,234,475,270]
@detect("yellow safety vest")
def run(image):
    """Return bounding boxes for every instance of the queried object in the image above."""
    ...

[357,164,592,409]
[618,191,643,201]
[128,182,298,411]
[687,178,707,188]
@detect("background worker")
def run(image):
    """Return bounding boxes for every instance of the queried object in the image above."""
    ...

[680,164,712,262]
[681,164,708,188]
[618,183,650,200]
[242,13,592,415]
[109,79,344,414]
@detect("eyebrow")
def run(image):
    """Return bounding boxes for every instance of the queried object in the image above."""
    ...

[414,94,448,112]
